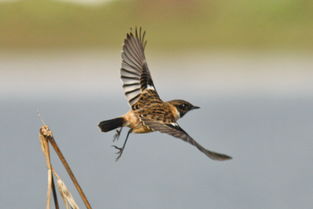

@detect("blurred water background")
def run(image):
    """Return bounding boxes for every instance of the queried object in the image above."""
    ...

[1,0,313,209]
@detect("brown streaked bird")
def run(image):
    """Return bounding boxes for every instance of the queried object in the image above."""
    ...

[98,27,232,161]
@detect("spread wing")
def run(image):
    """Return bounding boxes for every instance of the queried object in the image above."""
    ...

[142,119,232,161]
[121,27,159,107]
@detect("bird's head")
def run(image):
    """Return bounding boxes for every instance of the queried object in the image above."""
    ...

[168,99,200,118]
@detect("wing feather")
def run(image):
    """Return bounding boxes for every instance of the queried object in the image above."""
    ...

[142,119,232,161]
[120,27,158,107]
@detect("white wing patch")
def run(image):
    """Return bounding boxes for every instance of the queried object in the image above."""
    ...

[146,84,155,90]
[171,123,179,127]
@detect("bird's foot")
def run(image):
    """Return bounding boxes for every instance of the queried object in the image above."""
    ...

[113,127,122,142]
[112,145,124,161]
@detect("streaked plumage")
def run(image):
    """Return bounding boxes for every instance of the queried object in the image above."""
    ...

[99,27,232,161]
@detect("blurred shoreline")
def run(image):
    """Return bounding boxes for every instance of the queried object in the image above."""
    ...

[1,51,313,98]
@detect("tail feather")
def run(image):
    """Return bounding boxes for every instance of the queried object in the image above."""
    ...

[98,117,124,132]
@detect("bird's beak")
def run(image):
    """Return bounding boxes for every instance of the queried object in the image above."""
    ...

[192,106,200,110]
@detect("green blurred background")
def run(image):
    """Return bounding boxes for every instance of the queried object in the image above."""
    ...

[1,0,313,51]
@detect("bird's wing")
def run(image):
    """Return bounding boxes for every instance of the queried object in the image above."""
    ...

[142,119,232,161]
[121,27,160,108]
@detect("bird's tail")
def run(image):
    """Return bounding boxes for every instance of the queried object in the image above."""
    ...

[98,117,124,132]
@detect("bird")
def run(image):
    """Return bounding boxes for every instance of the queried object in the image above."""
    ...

[98,27,232,161]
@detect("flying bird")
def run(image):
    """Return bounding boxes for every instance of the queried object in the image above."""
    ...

[98,27,232,161]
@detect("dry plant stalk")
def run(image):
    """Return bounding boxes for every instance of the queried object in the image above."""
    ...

[54,171,79,209]
[39,126,59,209]
[39,125,92,209]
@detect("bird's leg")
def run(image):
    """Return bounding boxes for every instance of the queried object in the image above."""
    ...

[112,129,132,161]
[113,127,123,142]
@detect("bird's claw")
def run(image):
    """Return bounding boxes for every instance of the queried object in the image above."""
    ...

[112,145,123,161]
[113,128,122,142]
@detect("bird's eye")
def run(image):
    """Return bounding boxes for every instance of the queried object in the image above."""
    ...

[179,104,186,109]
